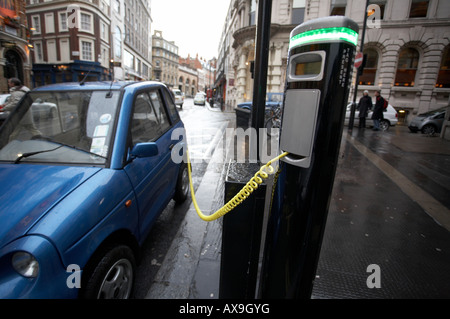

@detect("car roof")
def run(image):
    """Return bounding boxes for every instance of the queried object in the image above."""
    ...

[32,81,165,92]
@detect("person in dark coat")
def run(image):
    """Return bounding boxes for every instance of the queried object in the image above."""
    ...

[0,78,41,140]
[372,90,385,131]
[357,90,372,128]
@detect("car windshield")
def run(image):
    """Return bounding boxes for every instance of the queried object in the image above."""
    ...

[0,90,120,165]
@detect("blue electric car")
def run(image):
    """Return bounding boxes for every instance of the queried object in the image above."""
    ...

[0,81,189,298]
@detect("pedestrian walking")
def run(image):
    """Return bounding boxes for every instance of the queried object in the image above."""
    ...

[357,90,372,128]
[372,90,385,131]
[0,78,41,139]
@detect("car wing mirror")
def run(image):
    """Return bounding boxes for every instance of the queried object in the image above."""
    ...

[130,142,159,158]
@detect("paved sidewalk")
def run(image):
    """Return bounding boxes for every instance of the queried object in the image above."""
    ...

[146,124,450,299]
[312,126,450,298]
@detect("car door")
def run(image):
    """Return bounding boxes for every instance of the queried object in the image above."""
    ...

[124,89,179,239]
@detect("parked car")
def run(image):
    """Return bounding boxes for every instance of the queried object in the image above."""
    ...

[0,81,189,298]
[0,94,11,125]
[344,102,398,131]
[408,107,447,135]
[193,92,206,106]
[236,93,284,132]
[236,93,283,111]
[171,88,184,109]
[31,98,58,120]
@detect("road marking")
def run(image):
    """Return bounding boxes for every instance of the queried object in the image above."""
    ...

[347,135,450,231]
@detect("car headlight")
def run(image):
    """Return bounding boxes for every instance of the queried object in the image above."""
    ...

[12,252,40,278]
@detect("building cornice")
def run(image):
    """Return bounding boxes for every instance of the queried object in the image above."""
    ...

[232,23,296,49]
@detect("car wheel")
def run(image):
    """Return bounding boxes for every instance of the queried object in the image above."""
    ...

[81,245,135,299]
[174,163,189,204]
[422,124,437,136]
[380,120,390,131]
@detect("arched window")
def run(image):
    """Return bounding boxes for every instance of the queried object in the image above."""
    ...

[359,48,378,86]
[394,47,419,87]
[436,45,450,88]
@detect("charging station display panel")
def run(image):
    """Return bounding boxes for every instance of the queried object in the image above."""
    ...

[288,51,326,82]
[295,61,321,76]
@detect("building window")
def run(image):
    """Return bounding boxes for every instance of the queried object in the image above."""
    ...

[359,48,378,86]
[80,13,93,33]
[330,0,347,16]
[395,48,419,87]
[34,42,43,62]
[32,15,41,34]
[101,22,107,40]
[249,0,256,26]
[81,40,93,61]
[124,50,134,69]
[114,26,122,59]
[369,0,386,20]
[114,0,120,14]
[45,13,55,33]
[436,46,450,88]
[60,39,70,62]
[409,0,429,18]
[292,0,305,25]
[59,12,68,31]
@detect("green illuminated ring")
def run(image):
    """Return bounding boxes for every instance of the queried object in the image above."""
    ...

[289,27,358,49]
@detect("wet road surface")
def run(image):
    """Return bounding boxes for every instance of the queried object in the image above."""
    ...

[132,99,234,299]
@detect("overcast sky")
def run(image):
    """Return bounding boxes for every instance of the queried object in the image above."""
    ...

[150,0,231,60]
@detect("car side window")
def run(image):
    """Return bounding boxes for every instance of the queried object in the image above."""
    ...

[131,93,162,144]
[162,88,180,123]
[149,90,171,132]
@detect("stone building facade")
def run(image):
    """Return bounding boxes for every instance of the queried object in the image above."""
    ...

[217,0,306,111]
[306,0,450,123]
[218,0,450,123]
[152,30,179,88]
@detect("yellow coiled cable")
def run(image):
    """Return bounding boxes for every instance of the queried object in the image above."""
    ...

[187,150,289,222]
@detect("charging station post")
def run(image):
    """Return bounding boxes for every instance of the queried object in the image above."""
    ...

[259,16,359,298]
[219,0,273,299]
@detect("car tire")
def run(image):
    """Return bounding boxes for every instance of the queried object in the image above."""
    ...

[80,245,135,299]
[174,163,189,204]
[422,124,437,136]
[380,120,390,131]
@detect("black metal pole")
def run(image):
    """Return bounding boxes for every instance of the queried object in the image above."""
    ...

[251,0,272,161]
[348,0,369,133]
